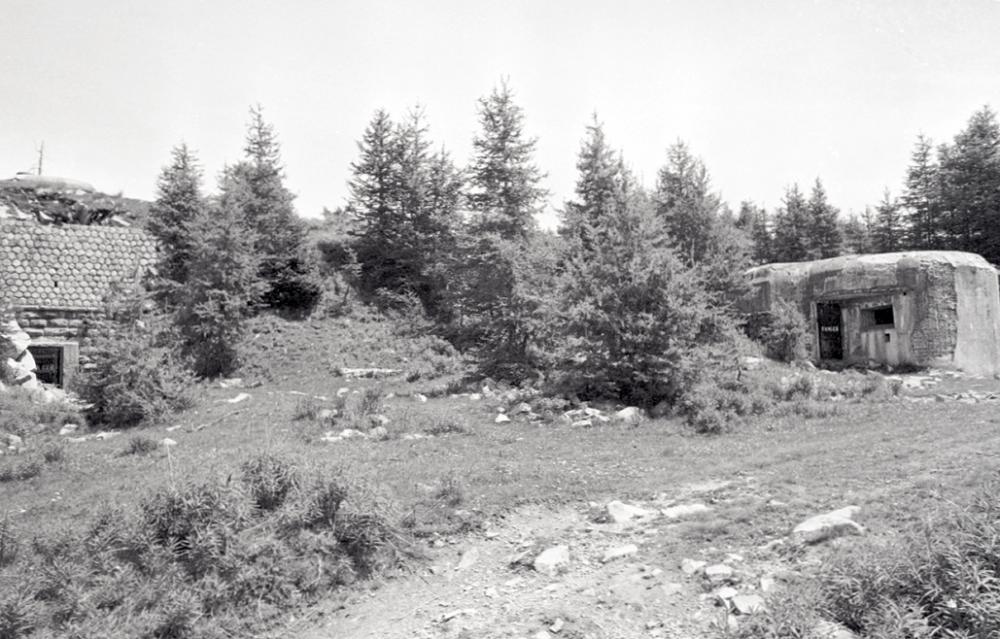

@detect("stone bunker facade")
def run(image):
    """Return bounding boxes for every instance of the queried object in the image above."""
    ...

[746,251,1000,375]
[0,220,157,386]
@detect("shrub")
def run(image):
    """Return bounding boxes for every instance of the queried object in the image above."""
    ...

[41,444,65,464]
[0,460,41,483]
[75,290,195,429]
[240,453,299,511]
[748,299,811,363]
[0,514,18,568]
[123,435,159,456]
[0,387,82,439]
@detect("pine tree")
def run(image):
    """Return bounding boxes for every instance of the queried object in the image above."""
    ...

[771,185,810,262]
[872,189,904,252]
[938,106,1000,263]
[225,105,321,312]
[842,209,875,254]
[902,134,943,249]
[805,178,842,258]
[561,115,621,240]
[654,141,722,266]
[148,143,204,291]
[737,201,773,264]
[176,190,265,377]
[467,81,547,238]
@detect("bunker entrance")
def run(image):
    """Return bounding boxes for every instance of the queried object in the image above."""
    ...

[816,302,843,360]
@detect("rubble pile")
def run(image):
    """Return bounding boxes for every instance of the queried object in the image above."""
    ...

[0,175,146,226]
[0,317,38,390]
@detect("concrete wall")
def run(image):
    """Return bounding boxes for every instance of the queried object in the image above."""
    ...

[953,264,1000,375]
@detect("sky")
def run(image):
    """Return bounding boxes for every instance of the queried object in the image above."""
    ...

[2,0,1000,227]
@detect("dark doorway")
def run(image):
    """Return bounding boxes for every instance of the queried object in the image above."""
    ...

[816,302,843,360]
[28,345,63,387]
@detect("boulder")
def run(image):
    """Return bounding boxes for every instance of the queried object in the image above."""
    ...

[369,425,389,440]
[680,558,707,575]
[613,406,645,425]
[661,502,712,520]
[704,564,734,583]
[495,414,511,424]
[606,500,654,524]
[601,544,638,563]
[533,545,570,576]
[813,621,859,639]
[513,402,533,414]
[731,593,766,615]
[793,506,864,544]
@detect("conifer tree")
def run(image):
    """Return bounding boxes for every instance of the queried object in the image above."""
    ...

[771,185,810,262]
[842,209,875,254]
[148,143,204,291]
[737,201,773,264]
[872,189,904,252]
[938,106,1000,263]
[654,141,721,266]
[805,178,842,259]
[561,115,621,240]
[902,134,943,249]
[467,81,547,238]
[224,105,320,312]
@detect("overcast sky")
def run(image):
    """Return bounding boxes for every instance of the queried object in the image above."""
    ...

[2,0,999,226]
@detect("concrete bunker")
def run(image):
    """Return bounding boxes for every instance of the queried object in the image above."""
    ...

[745,251,1000,374]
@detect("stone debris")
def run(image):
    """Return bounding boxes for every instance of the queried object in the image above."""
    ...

[613,406,645,425]
[704,564,734,583]
[414,393,428,403]
[58,423,78,436]
[549,618,565,633]
[1,318,39,390]
[495,414,511,424]
[793,506,865,544]
[606,500,655,524]
[661,502,712,520]
[681,558,707,575]
[533,545,570,576]
[813,620,860,639]
[601,544,638,563]
[731,593,766,615]
[223,392,251,404]
[456,547,479,571]
[160,438,178,448]
[340,367,402,379]
[218,377,243,389]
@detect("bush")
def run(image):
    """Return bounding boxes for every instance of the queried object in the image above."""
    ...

[123,435,159,456]
[748,480,1000,638]
[240,453,299,511]
[747,299,811,363]
[0,387,82,439]
[0,460,41,483]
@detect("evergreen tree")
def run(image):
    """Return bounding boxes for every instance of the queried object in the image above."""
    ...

[737,201,773,264]
[872,189,904,252]
[176,190,265,377]
[561,115,621,240]
[654,141,721,265]
[148,143,204,292]
[771,185,810,262]
[348,109,462,312]
[902,134,944,249]
[225,105,321,312]
[842,208,875,254]
[805,178,842,259]
[467,81,547,238]
[938,106,1000,263]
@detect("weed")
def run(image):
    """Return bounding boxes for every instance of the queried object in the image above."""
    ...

[356,387,384,417]
[41,443,65,464]
[0,514,17,568]
[241,453,299,511]
[292,396,323,421]
[424,418,468,436]
[0,460,41,483]
[432,473,465,507]
[123,434,159,456]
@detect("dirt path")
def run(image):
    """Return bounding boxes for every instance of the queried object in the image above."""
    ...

[281,479,796,639]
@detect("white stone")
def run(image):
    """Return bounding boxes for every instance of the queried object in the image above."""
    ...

[369,426,389,440]
[456,547,479,571]
[550,618,564,633]
[793,506,864,544]
[714,586,738,601]
[570,418,592,428]
[224,392,250,404]
[514,402,533,414]
[680,558,707,575]
[601,544,638,563]
[760,576,777,592]
[732,593,766,615]
[661,503,712,520]
[336,387,350,397]
[533,545,570,576]
[58,423,78,436]
[704,564,734,582]
[414,393,428,403]
[813,621,859,639]
[160,438,178,448]
[495,414,511,424]
[613,406,645,425]
[606,500,654,524]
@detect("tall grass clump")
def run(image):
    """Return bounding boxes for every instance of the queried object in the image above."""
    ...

[0,452,410,638]
[738,479,1000,638]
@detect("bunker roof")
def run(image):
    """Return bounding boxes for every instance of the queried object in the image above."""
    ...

[748,251,996,282]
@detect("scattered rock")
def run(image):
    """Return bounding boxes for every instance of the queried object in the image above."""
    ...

[369,426,389,441]
[533,545,570,576]
[59,423,78,436]
[224,392,251,404]
[550,618,564,633]
[218,377,243,389]
[613,406,645,425]
[714,586,738,602]
[739,355,764,370]
[732,593,766,615]
[414,393,428,403]
[759,576,777,592]
[661,582,683,596]
[813,620,860,639]
[606,500,654,524]
[533,632,552,639]
[681,558,707,575]
[4,433,23,451]
[704,564,734,583]
[495,414,511,424]
[570,418,592,428]
[336,387,350,397]
[370,414,390,426]
[661,502,712,520]
[160,438,178,448]
[793,506,864,544]
[513,402,533,414]
[456,547,479,571]
[601,544,638,563]
[317,408,336,422]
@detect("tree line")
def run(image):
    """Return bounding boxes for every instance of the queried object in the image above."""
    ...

[744,105,1000,265]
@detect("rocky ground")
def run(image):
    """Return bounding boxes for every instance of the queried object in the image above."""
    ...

[283,479,860,639]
